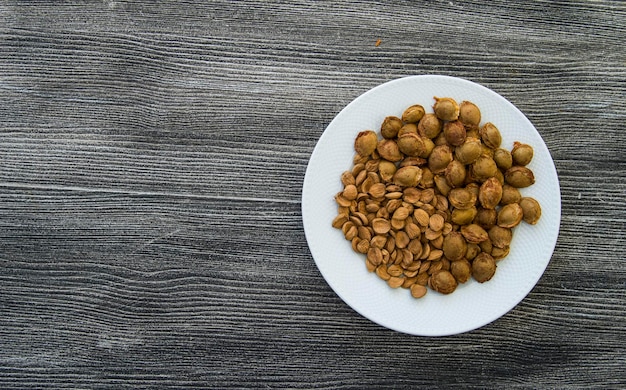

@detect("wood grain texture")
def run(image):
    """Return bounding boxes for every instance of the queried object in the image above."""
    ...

[1,0,625,388]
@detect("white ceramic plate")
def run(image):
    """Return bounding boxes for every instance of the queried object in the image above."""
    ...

[302,75,561,336]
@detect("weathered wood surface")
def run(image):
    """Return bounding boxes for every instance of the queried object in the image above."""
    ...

[1,1,624,388]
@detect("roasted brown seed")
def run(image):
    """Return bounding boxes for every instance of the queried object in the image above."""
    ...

[511,142,534,166]
[354,130,378,156]
[392,207,410,221]
[428,260,443,275]
[519,197,542,224]
[397,133,426,157]
[393,166,423,187]
[441,258,451,272]
[385,198,401,212]
[479,122,502,149]
[472,253,496,282]
[434,175,452,196]
[491,246,510,260]
[344,225,358,240]
[408,239,423,257]
[404,273,419,285]
[448,188,477,210]
[355,169,367,186]
[335,193,352,208]
[332,214,349,229]
[465,123,479,138]
[488,226,512,248]
[341,221,354,235]
[365,206,378,216]
[428,145,453,174]
[365,159,380,173]
[372,218,391,234]
[500,184,522,205]
[451,207,478,225]
[427,249,444,261]
[377,139,404,162]
[433,131,448,146]
[493,148,513,171]
[435,195,449,212]
[368,182,386,199]
[391,217,405,231]
[358,225,372,241]
[405,222,421,240]
[400,156,426,167]
[429,213,445,232]
[466,243,481,260]
[403,104,426,123]
[455,137,482,165]
[424,228,442,241]
[398,123,418,137]
[387,264,404,277]
[418,167,434,189]
[430,270,458,294]
[403,187,422,204]
[352,163,365,176]
[376,265,391,280]
[443,120,467,147]
[385,191,403,200]
[395,231,410,249]
[433,97,460,121]
[419,190,434,205]
[505,166,535,188]
[479,239,493,254]
[417,113,443,139]
[381,116,403,139]
[458,101,481,126]
[354,154,370,165]
[474,208,497,230]
[497,203,524,228]
[337,206,350,216]
[410,284,428,298]
[450,259,472,283]
[420,137,435,158]
[388,276,404,288]
[494,169,504,185]
[356,239,370,254]
[360,176,375,194]
[341,171,356,186]
[461,224,489,243]
[351,237,360,252]
[367,247,383,266]
[376,160,395,183]
[420,243,432,260]
[350,213,365,226]
[371,235,387,249]
[402,249,415,266]
[471,155,498,182]
[414,208,430,227]
[342,184,358,201]
[444,159,467,188]
[442,232,467,261]
[465,182,480,198]
[478,177,503,209]
[416,272,429,286]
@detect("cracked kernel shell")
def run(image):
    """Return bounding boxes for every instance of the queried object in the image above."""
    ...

[354,130,378,156]
[430,270,458,294]
[433,97,460,121]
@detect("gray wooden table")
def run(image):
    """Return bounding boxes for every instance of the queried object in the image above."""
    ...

[1,1,625,388]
